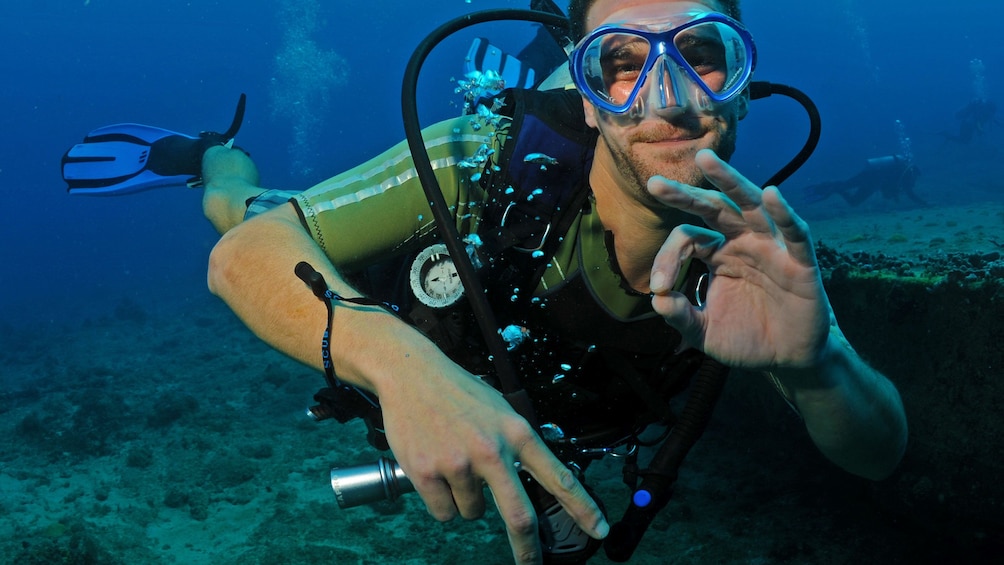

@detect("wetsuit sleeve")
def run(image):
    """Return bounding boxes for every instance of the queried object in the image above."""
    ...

[291,117,497,272]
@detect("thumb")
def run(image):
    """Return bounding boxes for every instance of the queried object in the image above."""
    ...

[651,292,705,353]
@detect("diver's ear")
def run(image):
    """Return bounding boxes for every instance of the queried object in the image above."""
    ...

[736,88,750,120]
[582,96,599,129]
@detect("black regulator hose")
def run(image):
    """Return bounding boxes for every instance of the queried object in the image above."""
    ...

[749,81,822,188]
[604,358,730,562]
[401,8,569,424]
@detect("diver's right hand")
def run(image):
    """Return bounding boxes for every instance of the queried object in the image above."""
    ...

[374,348,609,564]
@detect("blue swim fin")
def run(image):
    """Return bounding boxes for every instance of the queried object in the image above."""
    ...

[62,94,246,196]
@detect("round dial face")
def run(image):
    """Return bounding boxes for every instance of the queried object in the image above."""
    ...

[410,243,464,308]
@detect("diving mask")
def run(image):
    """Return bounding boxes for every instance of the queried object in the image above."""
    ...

[570,10,757,116]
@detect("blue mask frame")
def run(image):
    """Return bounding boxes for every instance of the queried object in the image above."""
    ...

[570,11,757,114]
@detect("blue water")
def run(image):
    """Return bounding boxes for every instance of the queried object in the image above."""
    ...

[1,0,1000,326]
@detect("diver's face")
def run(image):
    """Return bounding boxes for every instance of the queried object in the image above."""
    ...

[583,0,749,202]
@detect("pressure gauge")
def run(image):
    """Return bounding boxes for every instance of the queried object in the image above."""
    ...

[409,243,464,308]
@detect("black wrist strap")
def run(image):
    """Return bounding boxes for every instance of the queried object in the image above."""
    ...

[294,261,399,390]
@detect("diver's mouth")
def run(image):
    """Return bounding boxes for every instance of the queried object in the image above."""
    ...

[635,131,705,146]
[647,135,701,143]
[629,124,707,145]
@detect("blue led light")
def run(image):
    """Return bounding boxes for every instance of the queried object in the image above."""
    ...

[633,490,653,508]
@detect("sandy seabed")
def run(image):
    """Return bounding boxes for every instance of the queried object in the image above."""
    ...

[808,201,1004,259]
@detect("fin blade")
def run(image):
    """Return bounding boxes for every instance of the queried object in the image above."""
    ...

[62,123,196,195]
[66,169,192,195]
[83,122,191,144]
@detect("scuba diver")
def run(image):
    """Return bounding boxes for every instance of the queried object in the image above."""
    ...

[942,98,999,145]
[799,154,925,207]
[61,1,908,563]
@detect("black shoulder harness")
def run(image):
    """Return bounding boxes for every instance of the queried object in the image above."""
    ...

[475,88,598,297]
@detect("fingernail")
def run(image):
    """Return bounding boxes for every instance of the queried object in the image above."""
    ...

[595,518,610,538]
[650,271,667,293]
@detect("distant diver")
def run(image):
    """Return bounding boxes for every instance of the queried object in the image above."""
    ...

[799,155,925,207]
[942,98,999,145]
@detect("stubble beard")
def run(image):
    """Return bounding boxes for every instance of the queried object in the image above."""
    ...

[601,114,740,209]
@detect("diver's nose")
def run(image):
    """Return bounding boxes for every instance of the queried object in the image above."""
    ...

[630,55,698,119]
[655,57,685,110]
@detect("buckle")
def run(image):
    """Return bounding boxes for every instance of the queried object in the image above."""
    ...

[500,201,551,253]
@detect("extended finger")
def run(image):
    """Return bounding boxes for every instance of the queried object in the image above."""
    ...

[694,149,781,236]
[694,149,764,211]
[482,463,543,564]
[647,176,745,235]
[763,186,817,266]
[516,440,609,542]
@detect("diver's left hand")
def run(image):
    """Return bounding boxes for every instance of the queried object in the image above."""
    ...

[648,149,831,370]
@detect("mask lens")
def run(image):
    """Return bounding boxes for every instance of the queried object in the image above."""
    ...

[579,31,652,109]
[673,21,750,95]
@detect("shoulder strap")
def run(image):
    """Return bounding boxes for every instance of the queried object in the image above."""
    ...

[476,89,597,294]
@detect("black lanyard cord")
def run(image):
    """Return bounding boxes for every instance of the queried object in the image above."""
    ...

[295,261,394,407]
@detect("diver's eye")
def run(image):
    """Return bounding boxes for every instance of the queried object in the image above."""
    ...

[601,42,650,89]
[679,42,724,71]
[611,60,644,80]
[675,36,727,90]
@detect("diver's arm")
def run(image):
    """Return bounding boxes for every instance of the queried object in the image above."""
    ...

[770,326,907,480]
[208,204,404,380]
[207,207,608,563]
[648,149,907,481]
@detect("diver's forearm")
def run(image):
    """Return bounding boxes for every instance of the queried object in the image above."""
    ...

[206,206,445,393]
[774,327,908,480]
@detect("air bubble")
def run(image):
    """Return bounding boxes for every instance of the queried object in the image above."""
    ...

[540,423,565,441]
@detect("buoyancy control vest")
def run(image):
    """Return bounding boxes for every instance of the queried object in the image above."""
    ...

[425,87,712,461]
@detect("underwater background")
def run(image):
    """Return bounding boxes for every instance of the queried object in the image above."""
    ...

[1,0,1001,563]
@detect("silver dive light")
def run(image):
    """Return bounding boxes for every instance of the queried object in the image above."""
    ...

[330,456,415,508]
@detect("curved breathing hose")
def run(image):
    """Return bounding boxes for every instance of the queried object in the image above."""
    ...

[402,9,570,424]
[749,81,822,187]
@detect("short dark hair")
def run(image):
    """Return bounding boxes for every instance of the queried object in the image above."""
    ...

[567,0,743,43]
